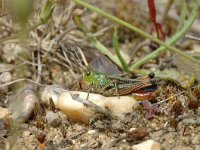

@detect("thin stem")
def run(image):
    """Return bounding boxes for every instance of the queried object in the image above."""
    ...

[185,35,200,42]
[161,0,174,24]
[176,0,187,31]
[113,28,129,71]
[73,0,200,67]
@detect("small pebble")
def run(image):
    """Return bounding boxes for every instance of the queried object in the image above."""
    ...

[87,129,97,135]
[0,72,12,92]
[46,111,61,127]
[129,128,136,132]
[80,143,87,148]
[0,72,12,83]
[9,85,39,122]
[22,131,31,138]
[0,107,9,119]
[132,140,160,150]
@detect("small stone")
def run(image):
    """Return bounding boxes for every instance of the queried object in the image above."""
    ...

[0,107,9,119]
[0,72,12,83]
[22,131,31,137]
[72,140,76,144]
[151,123,158,129]
[9,85,39,122]
[129,128,136,132]
[46,111,61,127]
[87,130,97,135]
[132,140,160,150]
[80,143,87,148]
[0,72,12,92]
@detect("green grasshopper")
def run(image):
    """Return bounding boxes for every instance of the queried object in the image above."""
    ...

[82,68,157,98]
[61,44,157,99]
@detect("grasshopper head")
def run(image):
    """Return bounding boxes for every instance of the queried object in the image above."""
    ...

[82,68,94,85]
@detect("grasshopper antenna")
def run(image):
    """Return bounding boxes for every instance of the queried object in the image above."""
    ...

[60,44,87,72]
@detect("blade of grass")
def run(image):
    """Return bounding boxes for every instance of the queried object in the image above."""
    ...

[113,28,129,71]
[73,0,200,67]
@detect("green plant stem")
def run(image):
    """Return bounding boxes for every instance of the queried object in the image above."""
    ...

[113,28,129,71]
[73,0,200,67]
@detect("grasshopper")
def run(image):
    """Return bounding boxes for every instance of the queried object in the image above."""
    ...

[60,44,157,99]
[82,68,157,98]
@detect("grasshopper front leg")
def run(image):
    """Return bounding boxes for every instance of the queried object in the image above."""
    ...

[86,83,94,100]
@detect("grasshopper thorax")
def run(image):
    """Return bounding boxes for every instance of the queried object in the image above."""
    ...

[82,68,109,87]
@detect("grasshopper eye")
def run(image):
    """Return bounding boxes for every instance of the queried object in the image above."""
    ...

[148,72,155,79]
[86,69,91,76]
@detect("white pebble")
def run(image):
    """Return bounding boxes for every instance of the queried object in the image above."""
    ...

[132,140,160,150]
[87,130,97,135]
[0,107,10,119]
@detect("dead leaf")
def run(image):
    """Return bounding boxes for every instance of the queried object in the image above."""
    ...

[89,55,122,76]
[155,69,193,88]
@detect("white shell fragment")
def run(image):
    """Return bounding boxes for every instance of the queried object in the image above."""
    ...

[41,86,138,123]
[57,91,138,123]
[41,85,67,108]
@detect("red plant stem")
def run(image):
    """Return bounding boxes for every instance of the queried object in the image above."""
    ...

[148,0,166,40]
